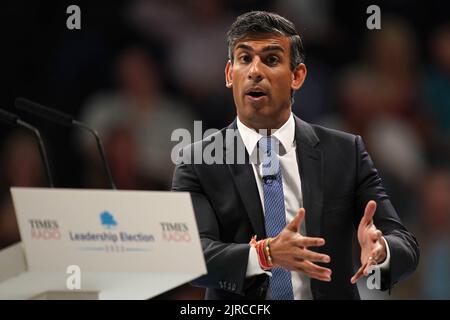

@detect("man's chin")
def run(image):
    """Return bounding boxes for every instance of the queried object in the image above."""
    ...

[243,101,272,112]
[245,109,280,125]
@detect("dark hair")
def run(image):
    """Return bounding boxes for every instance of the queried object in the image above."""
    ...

[226,11,305,70]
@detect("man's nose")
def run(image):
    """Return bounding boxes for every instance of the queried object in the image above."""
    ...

[248,57,264,82]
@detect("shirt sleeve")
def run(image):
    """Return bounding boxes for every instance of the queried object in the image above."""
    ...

[246,245,272,277]
[378,236,391,270]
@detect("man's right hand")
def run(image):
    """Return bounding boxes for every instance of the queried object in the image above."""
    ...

[269,208,332,282]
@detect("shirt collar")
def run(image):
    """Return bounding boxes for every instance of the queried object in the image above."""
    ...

[236,113,296,157]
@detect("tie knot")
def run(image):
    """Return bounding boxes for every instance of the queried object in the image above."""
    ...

[258,136,280,155]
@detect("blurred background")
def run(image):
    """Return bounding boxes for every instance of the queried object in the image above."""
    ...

[0,0,449,299]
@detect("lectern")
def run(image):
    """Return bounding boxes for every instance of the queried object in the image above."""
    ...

[0,188,206,299]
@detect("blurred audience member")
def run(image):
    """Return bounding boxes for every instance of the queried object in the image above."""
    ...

[127,0,230,96]
[320,65,425,222]
[126,0,235,128]
[418,169,450,299]
[364,18,418,116]
[275,0,332,42]
[79,46,196,190]
[423,23,450,137]
[363,17,433,139]
[0,131,46,248]
[319,66,380,136]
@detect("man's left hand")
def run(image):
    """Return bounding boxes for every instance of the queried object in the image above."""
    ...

[351,200,387,284]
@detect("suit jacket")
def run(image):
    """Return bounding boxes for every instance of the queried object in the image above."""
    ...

[172,115,419,299]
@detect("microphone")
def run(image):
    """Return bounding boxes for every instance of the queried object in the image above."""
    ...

[0,108,54,188]
[14,97,116,189]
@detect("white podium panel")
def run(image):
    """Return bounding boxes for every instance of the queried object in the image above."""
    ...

[0,188,206,299]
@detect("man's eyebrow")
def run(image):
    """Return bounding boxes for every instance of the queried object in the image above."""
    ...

[235,44,254,52]
[235,44,285,53]
[262,45,285,53]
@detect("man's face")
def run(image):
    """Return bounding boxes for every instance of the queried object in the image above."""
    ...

[225,33,306,129]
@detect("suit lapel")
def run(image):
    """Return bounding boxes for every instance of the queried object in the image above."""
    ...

[294,116,324,238]
[225,121,266,238]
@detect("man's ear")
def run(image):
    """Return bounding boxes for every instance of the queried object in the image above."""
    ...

[225,60,233,88]
[291,63,307,91]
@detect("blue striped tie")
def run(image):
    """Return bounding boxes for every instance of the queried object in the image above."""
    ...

[259,136,294,300]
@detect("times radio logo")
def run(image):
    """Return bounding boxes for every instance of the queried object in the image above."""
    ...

[160,222,191,242]
[28,219,61,240]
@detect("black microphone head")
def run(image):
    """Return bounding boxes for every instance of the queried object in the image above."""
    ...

[15,97,73,126]
[0,108,19,126]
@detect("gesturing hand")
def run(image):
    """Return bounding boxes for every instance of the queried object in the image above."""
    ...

[351,200,387,284]
[270,208,332,282]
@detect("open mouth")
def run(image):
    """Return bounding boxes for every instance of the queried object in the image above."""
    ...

[245,87,268,100]
[247,91,267,98]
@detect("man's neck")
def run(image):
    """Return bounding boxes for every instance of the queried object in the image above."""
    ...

[237,110,291,135]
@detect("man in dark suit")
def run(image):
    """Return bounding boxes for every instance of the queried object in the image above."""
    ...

[172,11,419,299]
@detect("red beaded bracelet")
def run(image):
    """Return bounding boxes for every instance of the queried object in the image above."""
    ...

[249,235,273,270]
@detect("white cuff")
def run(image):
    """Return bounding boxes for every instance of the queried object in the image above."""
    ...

[377,237,391,270]
[245,245,272,278]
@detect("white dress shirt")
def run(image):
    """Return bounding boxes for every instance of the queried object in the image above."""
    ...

[237,113,390,300]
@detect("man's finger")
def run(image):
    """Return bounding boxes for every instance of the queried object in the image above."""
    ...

[305,270,332,282]
[286,208,305,232]
[297,236,326,247]
[371,248,381,260]
[296,263,331,282]
[350,263,366,284]
[302,260,332,276]
[370,229,383,241]
[362,200,377,226]
[363,257,377,276]
[371,245,385,264]
[295,248,330,263]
